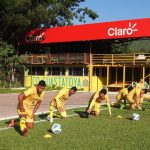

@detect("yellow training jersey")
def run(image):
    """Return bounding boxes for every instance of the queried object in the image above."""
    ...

[88,91,111,115]
[120,88,128,97]
[89,91,109,109]
[23,87,44,109]
[53,88,70,108]
[116,88,128,101]
[136,82,144,90]
[127,87,141,99]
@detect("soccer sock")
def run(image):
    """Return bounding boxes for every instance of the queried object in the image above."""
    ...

[20,117,26,131]
[49,105,54,121]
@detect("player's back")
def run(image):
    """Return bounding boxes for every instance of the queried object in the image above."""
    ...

[54,88,70,102]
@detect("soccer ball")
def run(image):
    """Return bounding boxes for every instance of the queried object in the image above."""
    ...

[47,115,50,121]
[131,113,140,121]
[51,123,62,134]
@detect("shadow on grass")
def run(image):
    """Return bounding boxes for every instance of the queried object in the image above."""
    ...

[47,129,53,133]
[14,124,22,136]
[39,113,48,120]
[5,118,22,136]
[12,119,22,136]
[125,117,133,120]
[74,110,89,119]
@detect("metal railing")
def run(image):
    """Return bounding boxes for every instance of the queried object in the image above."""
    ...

[24,53,90,64]
[92,53,150,65]
[24,53,150,65]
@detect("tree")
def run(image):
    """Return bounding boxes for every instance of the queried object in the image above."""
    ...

[111,41,129,54]
[0,41,24,88]
[0,0,98,87]
[0,0,98,48]
[111,39,150,53]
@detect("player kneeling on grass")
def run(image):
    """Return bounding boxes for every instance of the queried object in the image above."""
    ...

[9,80,46,136]
[85,89,112,117]
[126,87,147,110]
[114,86,133,109]
[49,87,77,122]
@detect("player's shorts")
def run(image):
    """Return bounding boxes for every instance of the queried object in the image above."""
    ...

[17,108,33,123]
[50,99,64,108]
[50,99,65,111]
[92,102,101,113]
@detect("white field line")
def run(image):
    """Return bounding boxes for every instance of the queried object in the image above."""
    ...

[0,103,109,121]
[0,107,108,131]
[0,105,87,121]
[0,90,117,96]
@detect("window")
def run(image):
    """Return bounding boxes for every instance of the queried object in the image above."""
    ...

[28,67,44,75]
[93,68,99,76]
[101,68,107,77]
[48,67,65,76]
[93,68,107,77]
[69,67,88,76]
[83,68,88,76]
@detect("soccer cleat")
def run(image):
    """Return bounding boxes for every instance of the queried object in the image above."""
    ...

[22,127,28,136]
[84,112,90,118]
[8,119,15,128]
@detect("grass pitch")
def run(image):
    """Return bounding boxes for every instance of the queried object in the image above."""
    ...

[0,104,150,150]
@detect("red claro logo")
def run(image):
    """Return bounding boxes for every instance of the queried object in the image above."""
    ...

[25,32,45,43]
[108,22,138,36]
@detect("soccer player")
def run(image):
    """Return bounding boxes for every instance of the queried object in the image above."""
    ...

[136,79,144,90]
[115,86,133,109]
[85,89,112,117]
[126,87,146,110]
[134,79,147,109]
[49,86,77,122]
[9,80,46,136]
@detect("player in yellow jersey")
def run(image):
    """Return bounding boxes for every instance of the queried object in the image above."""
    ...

[126,87,146,110]
[135,79,144,92]
[114,86,133,109]
[85,89,111,117]
[49,87,77,122]
[9,80,46,136]
[135,79,149,108]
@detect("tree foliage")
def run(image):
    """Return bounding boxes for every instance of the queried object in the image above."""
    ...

[0,41,24,87]
[111,40,150,53]
[0,0,98,87]
[111,41,130,54]
[0,0,98,47]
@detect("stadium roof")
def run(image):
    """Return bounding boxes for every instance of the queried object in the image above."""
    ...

[22,18,150,44]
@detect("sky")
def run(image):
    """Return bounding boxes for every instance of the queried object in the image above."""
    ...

[74,0,150,24]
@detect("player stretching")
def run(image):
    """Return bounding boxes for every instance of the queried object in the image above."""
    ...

[9,80,46,136]
[114,86,133,109]
[85,89,112,117]
[126,87,147,110]
[49,87,77,122]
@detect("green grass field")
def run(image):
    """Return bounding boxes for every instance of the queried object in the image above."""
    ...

[0,104,150,150]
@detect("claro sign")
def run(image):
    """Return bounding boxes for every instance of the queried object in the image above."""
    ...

[107,22,138,37]
[25,32,45,43]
